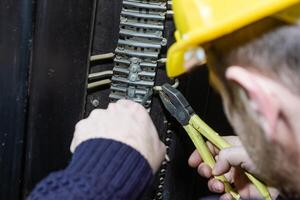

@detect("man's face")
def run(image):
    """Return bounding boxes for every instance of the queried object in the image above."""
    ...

[209,68,298,188]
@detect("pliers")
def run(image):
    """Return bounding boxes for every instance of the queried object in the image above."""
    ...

[158,83,271,200]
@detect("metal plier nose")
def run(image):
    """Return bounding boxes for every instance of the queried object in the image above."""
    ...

[158,83,194,126]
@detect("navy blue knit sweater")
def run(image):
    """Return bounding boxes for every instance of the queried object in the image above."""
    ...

[27,139,153,200]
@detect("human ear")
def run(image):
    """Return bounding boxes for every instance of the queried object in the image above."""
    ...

[225,66,280,141]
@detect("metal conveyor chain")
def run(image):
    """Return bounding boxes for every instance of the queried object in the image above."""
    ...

[109,0,167,108]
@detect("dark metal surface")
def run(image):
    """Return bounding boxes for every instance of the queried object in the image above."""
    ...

[23,0,96,197]
[85,0,123,114]
[0,0,33,199]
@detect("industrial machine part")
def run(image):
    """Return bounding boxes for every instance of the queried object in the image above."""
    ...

[109,0,168,107]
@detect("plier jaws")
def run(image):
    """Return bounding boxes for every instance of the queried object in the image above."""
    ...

[158,83,194,126]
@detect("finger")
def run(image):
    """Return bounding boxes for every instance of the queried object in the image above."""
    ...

[89,108,104,118]
[188,150,202,168]
[206,141,220,156]
[207,178,225,193]
[223,136,242,146]
[268,187,280,200]
[116,99,138,109]
[220,193,233,200]
[117,99,147,117]
[213,146,252,176]
[223,168,235,184]
[212,151,232,176]
[107,102,117,110]
[70,138,76,153]
[197,163,212,178]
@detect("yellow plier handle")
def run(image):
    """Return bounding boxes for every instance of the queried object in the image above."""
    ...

[190,115,272,200]
[184,124,240,199]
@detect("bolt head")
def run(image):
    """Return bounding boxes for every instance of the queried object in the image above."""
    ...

[120,17,127,23]
[131,57,140,64]
[129,73,138,81]
[91,99,100,107]
[130,64,140,73]
[161,38,167,46]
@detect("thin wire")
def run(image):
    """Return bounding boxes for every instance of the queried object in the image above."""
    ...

[166,10,174,16]
[153,79,180,92]
[157,58,167,64]
[88,70,113,81]
[87,79,111,90]
[90,53,115,61]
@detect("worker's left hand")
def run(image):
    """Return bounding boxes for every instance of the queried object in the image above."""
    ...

[70,100,166,173]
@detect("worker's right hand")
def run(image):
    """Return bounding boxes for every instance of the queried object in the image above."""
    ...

[71,100,166,173]
[188,136,279,200]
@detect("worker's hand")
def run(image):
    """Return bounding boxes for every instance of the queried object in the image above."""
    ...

[188,136,279,200]
[71,100,166,173]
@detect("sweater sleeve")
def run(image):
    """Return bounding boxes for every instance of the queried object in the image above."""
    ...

[27,139,153,200]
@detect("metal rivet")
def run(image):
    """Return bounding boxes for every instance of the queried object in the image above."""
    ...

[91,99,100,107]
[161,38,167,46]
[129,73,138,81]
[131,57,140,64]
[120,17,127,23]
[130,64,140,73]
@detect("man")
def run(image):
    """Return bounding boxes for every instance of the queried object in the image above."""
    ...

[166,0,300,199]
[28,0,300,200]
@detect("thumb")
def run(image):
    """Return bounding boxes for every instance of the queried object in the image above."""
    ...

[212,146,254,176]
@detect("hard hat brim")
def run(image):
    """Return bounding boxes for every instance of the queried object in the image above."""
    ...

[167,0,300,78]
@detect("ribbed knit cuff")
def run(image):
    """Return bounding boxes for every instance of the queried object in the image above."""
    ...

[66,139,153,199]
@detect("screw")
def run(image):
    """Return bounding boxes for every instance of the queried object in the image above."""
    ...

[129,73,138,81]
[131,57,140,64]
[155,31,163,37]
[91,99,100,107]
[161,38,167,46]
[130,64,140,73]
[120,17,127,23]
[127,87,136,98]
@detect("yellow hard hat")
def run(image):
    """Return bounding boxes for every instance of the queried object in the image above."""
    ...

[167,0,300,78]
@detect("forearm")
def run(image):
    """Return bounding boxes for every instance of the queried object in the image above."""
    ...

[27,139,153,200]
